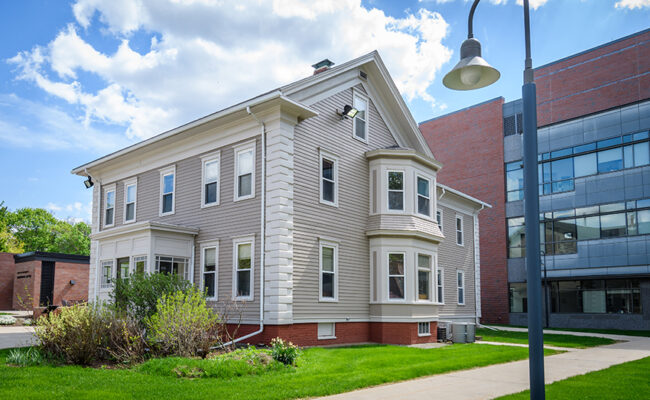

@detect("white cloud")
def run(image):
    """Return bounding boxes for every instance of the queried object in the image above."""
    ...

[45,201,92,223]
[515,0,549,9]
[422,0,547,9]
[615,0,650,9]
[46,203,62,212]
[9,0,454,142]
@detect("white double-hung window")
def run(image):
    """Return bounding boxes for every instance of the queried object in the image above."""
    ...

[416,176,431,217]
[319,240,338,301]
[160,166,175,216]
[456,214,464,246]
[104,186,116,228]
[457,270,465,305]
[100,260,113,288]
[319,150,338,206]
[202,243,218,300]
[233,237,254,300]
[388,253,405,300]
[417,254,432,301]
[202,152,220,207]
[352,91,368,142]
[235,142,255,201]
[387,171,404,211]
[123,178,137,223]
[436,268,444,303]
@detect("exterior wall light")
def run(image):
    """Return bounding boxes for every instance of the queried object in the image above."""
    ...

[337,105,359,120]
[83,176,94,188]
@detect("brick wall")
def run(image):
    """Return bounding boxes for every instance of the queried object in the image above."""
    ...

[535,29,650,126]
[0,253,15,309]
[419,98,509,324]
[228,322,437,347]
[12,260,39,310]
[52,262,89,305]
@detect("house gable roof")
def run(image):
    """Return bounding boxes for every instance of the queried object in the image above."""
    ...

[72,51,434,176]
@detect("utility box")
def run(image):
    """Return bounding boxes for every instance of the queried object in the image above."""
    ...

[451,323,476,343]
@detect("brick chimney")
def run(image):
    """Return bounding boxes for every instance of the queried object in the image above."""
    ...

[312,59,334,75]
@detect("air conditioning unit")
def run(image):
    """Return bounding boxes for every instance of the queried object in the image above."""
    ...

[451,323,476,343]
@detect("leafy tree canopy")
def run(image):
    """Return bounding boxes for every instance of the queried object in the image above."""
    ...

[0,204,90,255]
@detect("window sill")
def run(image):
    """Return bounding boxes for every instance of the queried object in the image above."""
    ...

[233,296,254,302]
[319,199,338,208]
[123,219,136,225]
[417,333,431,337]
[234,194,255,202]
[317,335,337,340]
[319,298,338,303]
[160,211,175,217]
[201,202,220,209]
[352,135,369,144]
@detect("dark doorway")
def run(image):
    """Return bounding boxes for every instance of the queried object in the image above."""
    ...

[39,261,55,306]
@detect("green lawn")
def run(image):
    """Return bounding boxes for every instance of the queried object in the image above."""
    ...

[496,356,650,399]
[487,324,650,338]
[1,344,559,400]
[477,328,615,348]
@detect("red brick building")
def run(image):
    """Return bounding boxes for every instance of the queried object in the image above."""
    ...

[0,252,89,311]
[420,29,650,328]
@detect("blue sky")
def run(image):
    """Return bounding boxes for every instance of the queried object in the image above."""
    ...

[0,0,648,221]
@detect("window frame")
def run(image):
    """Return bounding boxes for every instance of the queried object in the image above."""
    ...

[418,322,431,337]
[159,166,176,216]
[457,270,465,305]
[387,170,405,213]
[123,178,137,224]
[415,174,432,218]
[436,268,444,304]
[436,209,443,232]
[234,140,256,202]
[232,235,255,301]
[201,151,221,208]
[319,149,339,207]
[455,214,464,246]
[154,255,189,280]
[387,252,406,301]
[201,241,219,300]
[317,322,336,340]
[352,90,369,143]
[318,239,339,302]
[416,253,433,302]
[132,255,147,275]
[100,260,114,289]
[104,184,116,228]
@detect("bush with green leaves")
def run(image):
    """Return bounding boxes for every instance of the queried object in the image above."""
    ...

[6,347,45,366]
[146,287,220,358]
[111,272,193,324]
[270,337,300,366]
[138,346,284,379]
[34,303,147,365]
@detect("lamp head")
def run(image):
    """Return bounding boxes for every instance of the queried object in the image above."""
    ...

[340,104,359,119]
[443,37,500,91]
[83,176,94,189]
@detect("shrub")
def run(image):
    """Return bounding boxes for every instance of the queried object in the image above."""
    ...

[35,303,110,365]
[138,347,285,379]
[112,272,192,325]
[6,347,44,366]
[146,287,220,358]
[34,304,147,365]
[0,315,16,325]
[270,337,300,366]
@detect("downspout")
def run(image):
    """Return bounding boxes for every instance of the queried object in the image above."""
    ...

[217,107,266,347]
[474,204,486,325]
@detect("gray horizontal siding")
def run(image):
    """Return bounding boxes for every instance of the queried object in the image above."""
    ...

[292,84,399,321]
[99,136,262,321]
[437,204,476,316]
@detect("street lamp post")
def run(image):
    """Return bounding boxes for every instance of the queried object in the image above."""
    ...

[442,1,545,399]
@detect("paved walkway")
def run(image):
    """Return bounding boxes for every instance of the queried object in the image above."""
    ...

[320,329,650,400]
[0,326,37,350]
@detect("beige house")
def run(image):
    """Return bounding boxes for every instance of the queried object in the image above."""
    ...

[72,52,489,345]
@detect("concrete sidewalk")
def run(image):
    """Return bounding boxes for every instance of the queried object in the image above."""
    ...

[0,326,37,350]
[320,331,650,400]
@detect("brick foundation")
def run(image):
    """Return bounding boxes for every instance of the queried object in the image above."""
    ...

[227,321,438,347]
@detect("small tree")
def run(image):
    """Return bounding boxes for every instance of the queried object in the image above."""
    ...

[146,287,220,357]
[111,272,192,324]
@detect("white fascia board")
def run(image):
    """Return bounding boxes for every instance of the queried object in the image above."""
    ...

[437,183,492,211]
[72,93,317,177]
[90,221,199,240]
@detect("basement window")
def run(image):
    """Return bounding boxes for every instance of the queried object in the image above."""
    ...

[318,322,336,340]
[418,322,431,336]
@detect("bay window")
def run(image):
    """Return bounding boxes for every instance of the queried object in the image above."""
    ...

[387,171,404,211]
[388,253,405,300]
